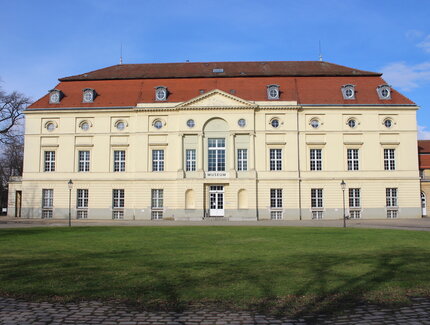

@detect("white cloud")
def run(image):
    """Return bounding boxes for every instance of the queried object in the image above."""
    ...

[417,35,430,53]
[380,61,430,91]
[406,29,423,40]
[418,125,430,140]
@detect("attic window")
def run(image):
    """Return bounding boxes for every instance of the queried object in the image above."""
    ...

[213,68,224,73]
[377,85,391,100]
[267,85,280,100]
[341,84,355,99]
[155,86,167,101]
[82,88,95,103]
[49,89,62,104]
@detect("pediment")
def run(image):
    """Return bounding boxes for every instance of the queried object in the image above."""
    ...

[176,89,256,109]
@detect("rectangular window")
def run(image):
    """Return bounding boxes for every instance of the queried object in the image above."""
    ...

[152,150,165,171]
[269,149,282,171]
[77,210,88,219]
[310,149,322,171]
[270,211,283,220]
[151,189,164,219]
[347,149,359,171]
[311,188,323,208]
[186,149,196,172]
[387,210,398,219]
[113,150,126,172]
[44,151,55,172]
[77,189,89,208]
[208,138,225,171]
[349,210,361,219]
[270,189,282,208]
[312,211,323,219]
[384,149,395,170]
[348,188,361,208]
[112,189,125,219]
[78,151,90,172]
[42,189,53,219]
[386,188,398,207]
[237,149,248,171]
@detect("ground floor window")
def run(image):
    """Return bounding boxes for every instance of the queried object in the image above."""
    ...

[348,188,361,219]
[387,210,398,219]
[270,189,283,220]
[112,189,125,219]
[152,189,164,220]
[76,189,89,219]
[312,210,323,219]
[349,210,361,219]
[42,189,53,219]
[386,188,398,219]
[311,188,323,219]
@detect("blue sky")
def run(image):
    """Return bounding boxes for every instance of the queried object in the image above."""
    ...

[2,0,430,138]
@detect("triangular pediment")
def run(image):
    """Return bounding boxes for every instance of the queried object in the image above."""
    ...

[176,89,257,109]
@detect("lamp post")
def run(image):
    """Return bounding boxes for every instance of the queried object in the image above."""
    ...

[340,180,346,228]
[68,179,73,227]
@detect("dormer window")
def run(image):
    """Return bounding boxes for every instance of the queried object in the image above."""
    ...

[377,85,391,100]
[48,89,62,104]
[267,85,280,100]
[82,88,95,103]
[155,86,167,101]
[341,84,355,100]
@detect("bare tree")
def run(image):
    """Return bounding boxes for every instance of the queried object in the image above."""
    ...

[0,87,31,145]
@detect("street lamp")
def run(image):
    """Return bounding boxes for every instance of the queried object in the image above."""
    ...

[340,180,346,228]
[68,179,73,227]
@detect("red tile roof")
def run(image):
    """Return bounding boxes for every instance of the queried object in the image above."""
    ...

[418,141,430,169]
[59,61,381,81]
[28,61,416,109]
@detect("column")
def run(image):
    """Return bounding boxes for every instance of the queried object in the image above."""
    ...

[249,132,255,170]
[229,133,236,175]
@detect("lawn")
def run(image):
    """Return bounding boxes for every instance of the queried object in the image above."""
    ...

[0,226,429,316]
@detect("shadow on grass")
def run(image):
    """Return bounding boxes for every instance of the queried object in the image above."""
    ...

[0,246,429,318]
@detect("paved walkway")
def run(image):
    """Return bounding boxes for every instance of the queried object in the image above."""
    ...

[1,296,430,324]
[1,216,430,231]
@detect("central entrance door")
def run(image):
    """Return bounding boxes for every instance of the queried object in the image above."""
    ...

[209,186,224,217]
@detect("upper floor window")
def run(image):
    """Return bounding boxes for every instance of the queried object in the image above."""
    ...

[49,89,62,103]
[152,150,165,171]
[384,149,395,170]
[341,84,355,99]
[270,118,280,128]
[377,85,391,100]
[186,149,196,172]
[237,149,248,171]
[310,118,320,129]
[155,86,167,101]
[82,88,95,103]
[45,121,57,132]
[267,85,280,100]
[78,151,90,172]
[113,150,126,172]
[208,138,225,172]
[347,149,359,171]
[310,149,322,171]
[269,149,282,171]
[44,151,55,172]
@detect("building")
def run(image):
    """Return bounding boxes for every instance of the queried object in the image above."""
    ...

[418,140,430,216]
[7,61,421,220]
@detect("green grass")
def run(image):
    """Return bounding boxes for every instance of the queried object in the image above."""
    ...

[0,226,429,316]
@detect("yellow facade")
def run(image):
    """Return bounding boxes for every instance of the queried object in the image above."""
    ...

[8,89,421,220]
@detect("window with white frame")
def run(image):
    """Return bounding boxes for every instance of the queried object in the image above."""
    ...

[186,149,196,172]
[269,149,282,171]
[341,84,356,99]
[349,188,361,219]
[267,85,280,100]
[237,149,248,171]
[270,189,282,220]
[42,189,53,219]
[311,188,323,219]
[44,151,55,172]
[78,151,90,172]
[82,89,95,103]
[151,189,164,219]
[152,149,165,171]
[76,189,89,219]
[386,188,398,208]
[310,149,322,171]
[113,150,126,172]
[208,138,225,171]
[112,189,125,219]
[347,149,359,171]
[155,86,167,101]
[384,149,395,170]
